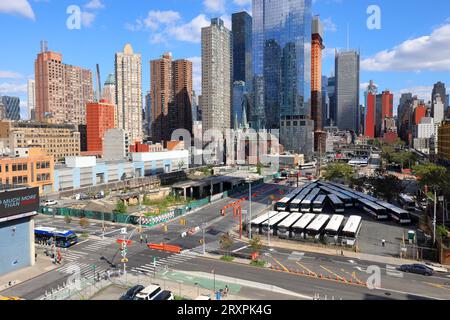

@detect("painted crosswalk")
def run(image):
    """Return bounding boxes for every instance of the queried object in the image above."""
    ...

[82,237,117,252]
[130,251,199,275]
[57,262,108,281]
[61,250,89,263]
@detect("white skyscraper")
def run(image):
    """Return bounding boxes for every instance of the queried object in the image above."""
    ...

[432,94,445,124]
[27,79,35,120]
[201,18,232,134]
[115,44,143,143]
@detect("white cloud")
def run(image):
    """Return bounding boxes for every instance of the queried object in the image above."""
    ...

[361,23,450,72]
[187,57,202,94]
[203,0,225,13]
[0,82,27,95]
[84,0,105,10]
[0,0,35,20]
[168,14,210,43]
[0,71,23,79]
[322,17,336,32]
[81,11,96,28]
[233,0,252,6]
[126,10,181,32]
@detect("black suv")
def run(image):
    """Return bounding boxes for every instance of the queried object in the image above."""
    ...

[119,285,145,300]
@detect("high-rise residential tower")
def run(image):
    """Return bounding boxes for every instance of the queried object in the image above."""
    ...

[311,16,325,152]
[150,53,193,143]
[102,73,116,105]
[232,11,253,85]
[432,82,446,109]
[335,50,360,133]
[86,99,116,153]
[34,42,93,125]
[201,18,232,134]
[27,79,35,120]
[252,0,313,156]
[115,44,143,143]
[364,81,377,138]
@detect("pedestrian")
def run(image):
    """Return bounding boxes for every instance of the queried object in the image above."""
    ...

[145,235,148,244]
[382,239,386,247]
[35,253,37,262]
[140,235,143,244]
[224,285,229,296]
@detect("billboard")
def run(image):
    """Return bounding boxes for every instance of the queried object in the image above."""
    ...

[0,187,40,219]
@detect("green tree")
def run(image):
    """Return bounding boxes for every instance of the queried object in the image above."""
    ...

[115,200,127,214]
[369,175,405,202]
[413,164,447,190]
[219,233,234,256]
[249,235,263,254]
[64,215,72,224]
[79,217,89,228]
[323,163,355,183]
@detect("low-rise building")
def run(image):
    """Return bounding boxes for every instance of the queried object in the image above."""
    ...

[0,187,39,276]
[0,148,54,193]
[54,150,189,192]
[0,120,80,161]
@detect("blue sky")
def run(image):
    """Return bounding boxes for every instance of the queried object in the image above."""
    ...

[0,0,449,119]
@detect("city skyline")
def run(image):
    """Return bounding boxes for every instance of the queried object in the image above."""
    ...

[0,0,449,119]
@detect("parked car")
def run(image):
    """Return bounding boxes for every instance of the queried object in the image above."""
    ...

[133,285,162,300]
[41,199,58,206]
[398,264,434,276]
[195,295,211,300]
[119,285,144,300]
[153,290,174,300]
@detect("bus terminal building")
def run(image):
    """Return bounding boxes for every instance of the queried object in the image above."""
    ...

[0,187,39,276]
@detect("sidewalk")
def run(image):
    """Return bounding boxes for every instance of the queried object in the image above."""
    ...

[0,248,58,293]
[232,230,449,270]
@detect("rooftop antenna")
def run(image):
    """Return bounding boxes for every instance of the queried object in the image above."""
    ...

[96,64,102,102]
[40,40,48,53]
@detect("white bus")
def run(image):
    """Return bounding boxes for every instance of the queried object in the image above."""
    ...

[275,187,304,211]
[312,194,327,213]
[300,188,321,213]
[341,215,362,246]
[276,213,303,239]
[305,214,330,240]
[287,185,314,212]
[398,193,416,211]
[328,194,345,213]
[291,213,316,240]
[250,211,279,235]
[319,185,353,207]
[323,214,345,242]
[376,200,411,224]
[261,212,291,236]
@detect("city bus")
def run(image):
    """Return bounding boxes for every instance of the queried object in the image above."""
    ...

[398,194,416,211]
[300,188,321,213]
[34,227,79,248]
[312,194,327,213]
[322,184,360,206]
[319,186,353,207]
[305,214,330,240]
[341,215,362,246]
[261,212,291,236]
[357,198,389,220]
[275,187,304,211]
[291,213,316,240]
[285,184,314,212]
[376,200,411,224]
[323,214,345,243]
[328,194,345,213]
[276,213,303,239]
[249,211,280,235]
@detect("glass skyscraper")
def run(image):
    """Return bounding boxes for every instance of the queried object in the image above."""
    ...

[232,11,252,85]
[335,50,360,133]
[252,0,313,156]
[1,96,21,120]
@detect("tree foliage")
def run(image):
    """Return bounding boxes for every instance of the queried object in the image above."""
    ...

[219,233,234,255]
[79,217,89,228]
[249,235,263,254]
[413,164,447,190]
[323,163,355,183]
[115,200,128,214]
[368,174,405,202]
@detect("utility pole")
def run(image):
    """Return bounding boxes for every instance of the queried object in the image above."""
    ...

[202,223,206,255]
[267,210,271,246]
[433,189,437,245]
[249,181,252,240]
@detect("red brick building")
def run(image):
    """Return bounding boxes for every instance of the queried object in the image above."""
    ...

[86,100,115,153]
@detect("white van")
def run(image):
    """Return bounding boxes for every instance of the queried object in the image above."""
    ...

[133,285,162,300]
[42,199,58,206]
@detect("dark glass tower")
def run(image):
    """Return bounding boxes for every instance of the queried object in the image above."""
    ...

[1,96,21,120]
[252,0,313,157]
[232,11,252,85]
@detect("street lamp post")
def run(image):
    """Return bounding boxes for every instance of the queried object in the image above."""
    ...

[248,180,252,240]
[202,223,206,255]
[433,189,437,245]
[267,210,271,246]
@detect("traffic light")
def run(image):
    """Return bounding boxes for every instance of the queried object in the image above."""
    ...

[163,225,168,232]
